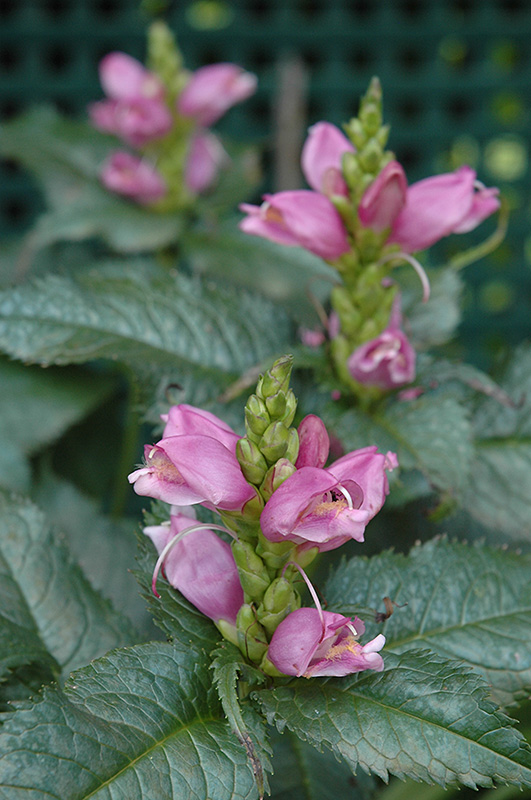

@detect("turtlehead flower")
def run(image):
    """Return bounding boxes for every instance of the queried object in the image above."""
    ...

[144,511,243,625]
[185,131,228,193]
[267,608,385,677]
[260,446,397,551]
[178,63,257,126]
[239,191,350,261]
[301,121,354,198]
[347,297,416,389]
[98,52,165,102]
[129,405,255,511]
[359,160,407,232]
[388,165,500,253]
[100,152,166,205]
[295,414,330,469]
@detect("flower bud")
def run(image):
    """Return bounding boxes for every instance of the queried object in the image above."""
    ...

[257,577,301,637]
[256,531,294,571]
[259,420,291,463]
[358,138,383,173]
[236,437,268,485]
[244,394,270,442]
[260,458,297,501]
[258,355,293,399]
[284,427,300,465]
[265,390,287,419]
[360,102,381,136]
[237,604,269,663]
[342,152,362,188]
[231,540,271,602]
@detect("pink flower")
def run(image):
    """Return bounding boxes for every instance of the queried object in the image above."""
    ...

[260,447,397,551]
[301,122,355,198]
[144,511,243,625]
[98,52,165,102]
[177,63,257,126]
[295,414,330,469]
[267,608,385,677]
[185,131,228,193]
[347,298,416,389]
[100,152,166,204]
[300,327,326,349]
[129,406,254,511]
[89,97,173,148]
[389,166,500,253]
[239,191,350,261]
[359,160,407,232]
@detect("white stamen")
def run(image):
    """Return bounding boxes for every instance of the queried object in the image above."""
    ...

[151,522,237,598]
[346,622,360,638]
[337,484,354,510]
[284,561,325,636]
[474,179,486,191]
[378,252,431,303]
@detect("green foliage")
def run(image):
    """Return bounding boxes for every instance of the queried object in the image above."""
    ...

[0,492,137,680]
[403,267,463,350]
[0,641,259,799]
[0,358,114,492]
[0,107,183,253]
[0,262,292,403]
[326,538,531,708]
[256,650,531,788]
[464,343,531,539]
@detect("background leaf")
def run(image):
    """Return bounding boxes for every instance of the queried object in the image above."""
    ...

[0,358,114,492]
[0,262,292,403]
[0,492,138,678]
[403,267,463,350]
[0,641,258,799]
[256,650,531,788]
[325,538,531,707]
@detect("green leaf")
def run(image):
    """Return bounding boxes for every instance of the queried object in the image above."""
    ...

[326,538,531,708]
[0,641,259,799]
[0,107,183,253]
[256,650,531,788]
[0,492,137,678]
[183,221,336,325]
[324,392,472,498]
[211,643,271,798]
[0,358,114,491]
[464,343,531,539]
[0,263,292,398]
[402,267,462,350]
[269,729,374,800]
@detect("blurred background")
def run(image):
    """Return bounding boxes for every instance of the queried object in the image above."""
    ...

[0,0,530,366]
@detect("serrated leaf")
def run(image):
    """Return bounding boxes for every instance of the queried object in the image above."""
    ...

[269,728,373,800]
[0,641,258,799]
[0,492,137,677]
[212,643,271,798]
[324,393,472,497]
[0,107,182,253]
[403,267,462,350]
[326,538,531,708]
[183,221,336,325]
[463,343,531,539]
[0,358,114,491]
[0,263,291,397]
[256,650,531,788]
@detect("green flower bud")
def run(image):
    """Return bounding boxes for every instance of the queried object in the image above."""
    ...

[377,124,391,149]
[259,420,291,464]
[245,394,270,440]
[281,389,297,427]
[292,544,319,570]
[341,152,362,189]
[147,21,186,101]
[284,427,300,464]
[256,531,294,571]
[216,619,239,647]
[257,355,293,399]
[260,458,297,501]
[265,390,287,419]
[257,577,301,637]
[236,437,268,485]
[232,540,271,602]
[358,138,383,173]
[260,653,285,677]
[345,118,366,150]
[237,604,269,663]
[363,76,382,109]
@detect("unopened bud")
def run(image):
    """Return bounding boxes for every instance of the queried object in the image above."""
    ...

[147,21,185,99]
[232,540,271,602]
[345,118,365,150]
[284,427,300,464]
[260,458,297,501]
[256,531,294,570]
[236,437,268,485]
[265,390,287,419]
[259,420,290,463]
[358,139,383,173]
[377,124,390,148]
[257,577,301,637]
[245,394,270,440]
[257,355,293,399]
[360,103,381,136]
[281,389,297,427]
[237,604,269,663]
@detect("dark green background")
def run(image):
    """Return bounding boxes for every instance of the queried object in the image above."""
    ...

[1,0,530,363]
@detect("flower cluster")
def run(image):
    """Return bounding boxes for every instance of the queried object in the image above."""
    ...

[89,22,256,208]
[240,80,499,398]
[129,356,395,678]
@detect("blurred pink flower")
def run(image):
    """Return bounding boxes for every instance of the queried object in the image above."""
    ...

[100,152,166,204]
[178,63,257,126]
[185,131,228,193]
[301,121,354,197]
